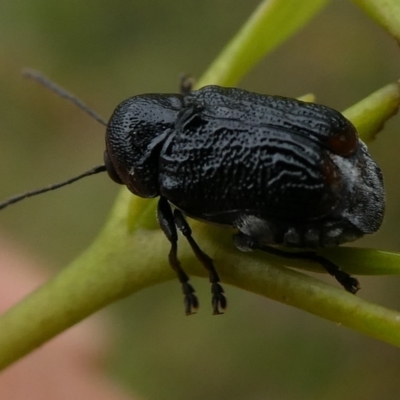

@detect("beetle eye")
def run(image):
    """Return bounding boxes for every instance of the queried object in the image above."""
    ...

[103,150,123,184]
[326,127,358,156]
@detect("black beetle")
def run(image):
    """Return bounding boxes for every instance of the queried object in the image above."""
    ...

[1,74,385,315]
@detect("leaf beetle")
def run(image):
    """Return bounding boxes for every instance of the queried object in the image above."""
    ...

[1,72,385,315]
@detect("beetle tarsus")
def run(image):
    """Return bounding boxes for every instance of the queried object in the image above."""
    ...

[313,256,360,294]
[211,283,226,315]
[234,232,360,293]
[182,282,199,315]
[157,197,199,314]
[174,209,226,315]
[336,271,360,294]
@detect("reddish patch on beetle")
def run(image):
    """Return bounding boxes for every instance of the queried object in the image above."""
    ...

[326,127,358,157]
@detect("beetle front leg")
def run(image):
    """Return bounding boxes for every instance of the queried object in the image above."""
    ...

[233,232,360,294]
[174,209,227,315]
[157,197,199,315]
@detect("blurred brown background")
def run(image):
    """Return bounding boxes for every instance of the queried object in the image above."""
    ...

[0,1,400,399]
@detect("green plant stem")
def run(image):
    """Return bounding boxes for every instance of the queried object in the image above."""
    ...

[197,0,329,87]
[352,0,400,41]
[344,80,400,143]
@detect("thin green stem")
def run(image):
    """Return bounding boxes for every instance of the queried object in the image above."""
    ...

[352,0,400,41]
[197,0,329,87]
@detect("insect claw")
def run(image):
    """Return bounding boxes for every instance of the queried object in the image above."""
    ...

[338,273,360,294]
[317,261,360,294]
[211,283,227,315]
[184,293,199,316]
[211,295,226,315]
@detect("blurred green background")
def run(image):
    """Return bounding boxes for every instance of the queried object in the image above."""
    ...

[1,1,400,399]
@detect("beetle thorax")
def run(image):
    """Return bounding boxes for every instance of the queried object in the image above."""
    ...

[105,93,183,197]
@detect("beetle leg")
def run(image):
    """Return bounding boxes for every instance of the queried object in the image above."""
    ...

[157,197,199,315]
[233,233,360,294]
[174,209,227,315]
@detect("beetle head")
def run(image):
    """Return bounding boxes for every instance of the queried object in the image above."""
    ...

[105,94,183,198]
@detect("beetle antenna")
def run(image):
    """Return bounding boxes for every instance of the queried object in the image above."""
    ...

[0,165,107,211]
[22,68,108,127]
